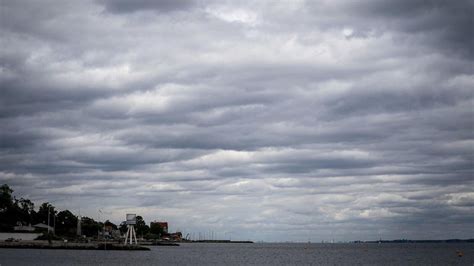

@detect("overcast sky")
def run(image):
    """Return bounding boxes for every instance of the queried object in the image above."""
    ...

[1,0,473,242]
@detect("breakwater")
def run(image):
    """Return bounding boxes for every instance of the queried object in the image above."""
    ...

[0,241,150,250]
[192,240,253,243]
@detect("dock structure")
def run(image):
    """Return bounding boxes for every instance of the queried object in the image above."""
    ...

[0,241,149,250]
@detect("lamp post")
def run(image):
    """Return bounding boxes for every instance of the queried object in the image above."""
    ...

[47,205,56,234]
[98,209,107,249]
[47,207,50,233]
[98,209,101,240]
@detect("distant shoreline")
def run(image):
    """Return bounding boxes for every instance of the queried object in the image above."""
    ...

[189,240,254,244]
[352,239,474,244]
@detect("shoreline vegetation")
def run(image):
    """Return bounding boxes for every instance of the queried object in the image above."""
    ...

[1,184,256,249]
[0,184,177,243]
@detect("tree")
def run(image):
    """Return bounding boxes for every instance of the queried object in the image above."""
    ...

[0,184,13,212]
[55,210,78,237]
[35,202,56,227]
[18,198,35,225]
[0,184,20,230]
[80,216,100,237]
[104,220,117,230]
[119,221,127,234]
[135,215,150,236]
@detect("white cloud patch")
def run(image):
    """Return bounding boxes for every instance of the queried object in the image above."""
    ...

[206,6,260,26]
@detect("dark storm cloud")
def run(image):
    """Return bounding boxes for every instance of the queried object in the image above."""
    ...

[353,0,474,54]
[304,0,474,58]
[0,0,473,241]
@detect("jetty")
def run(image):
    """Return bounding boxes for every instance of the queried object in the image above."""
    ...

[143,241,180,246]
[192,240,253,243]
[0,240,150,251]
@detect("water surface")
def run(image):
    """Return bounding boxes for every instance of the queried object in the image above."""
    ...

[0,243,472,265]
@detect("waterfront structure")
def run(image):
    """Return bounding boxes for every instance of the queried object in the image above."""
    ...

[76,216,81,236]
[167,232,182,241]
[32,223,53,232]
[124,214,138,245]
[13,223,35,232]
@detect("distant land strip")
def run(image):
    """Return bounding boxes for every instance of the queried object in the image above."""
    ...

[352,239,474,243]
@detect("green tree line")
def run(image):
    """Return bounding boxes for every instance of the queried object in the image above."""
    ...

[0,184,164,239]
[0,184,105,237]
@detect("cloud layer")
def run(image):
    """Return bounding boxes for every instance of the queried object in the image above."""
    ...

[1,0,473,241]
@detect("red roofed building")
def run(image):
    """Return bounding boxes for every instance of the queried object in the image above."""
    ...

[151,221,168,234]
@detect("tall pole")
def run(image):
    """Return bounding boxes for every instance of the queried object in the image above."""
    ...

[98,209,101,240]
[104,222,106,250]
[77,216,81,236]
[47,207,50,233]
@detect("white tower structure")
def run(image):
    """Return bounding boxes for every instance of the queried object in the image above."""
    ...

[124,214,138,245]
[77,216,81,236]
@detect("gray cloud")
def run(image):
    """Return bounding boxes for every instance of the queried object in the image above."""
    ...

[0,0,473,241]
[99,0,197,14]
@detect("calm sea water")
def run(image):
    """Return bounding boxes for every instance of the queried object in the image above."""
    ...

[0,243,472,265]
